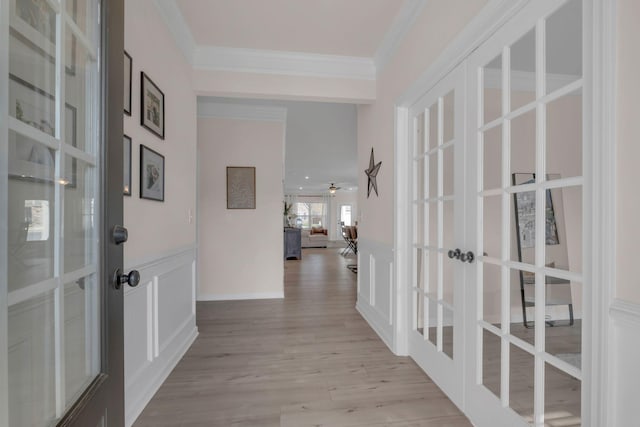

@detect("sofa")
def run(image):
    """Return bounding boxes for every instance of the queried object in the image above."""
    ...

[300,227,328,248]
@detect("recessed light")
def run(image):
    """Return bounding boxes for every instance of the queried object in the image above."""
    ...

[299,187,303,190]
[305,176,309,180]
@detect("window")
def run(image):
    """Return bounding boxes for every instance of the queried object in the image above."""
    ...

[293,202,326,229]
[340,205,352,226]
[25,200,50,241]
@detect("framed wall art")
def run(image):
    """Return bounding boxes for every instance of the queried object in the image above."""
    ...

[227,166,256,209]
[123,135,132,196]
[140,144,164,201]
[124,51,132,115]
[140,71,164,139]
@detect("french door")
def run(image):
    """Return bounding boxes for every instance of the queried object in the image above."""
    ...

[408,1,587,426]
[0,0,126,426]
[408,64,466,404]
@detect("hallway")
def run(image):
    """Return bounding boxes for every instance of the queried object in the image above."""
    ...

[134,248,471,426]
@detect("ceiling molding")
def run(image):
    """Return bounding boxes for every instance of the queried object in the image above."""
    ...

[153,0,197,63]
[374,0,428,74]
[197,101,287,122]
[194,46,376,80]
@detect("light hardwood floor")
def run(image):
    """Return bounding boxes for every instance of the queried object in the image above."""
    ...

[134,248,472,427]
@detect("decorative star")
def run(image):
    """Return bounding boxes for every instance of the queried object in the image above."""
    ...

[365,147,382,198]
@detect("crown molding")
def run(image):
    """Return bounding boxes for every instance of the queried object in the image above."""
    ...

[153,0,197,63]
[374,0,428,74]
[193,46,376,80]
[197,101,287,122]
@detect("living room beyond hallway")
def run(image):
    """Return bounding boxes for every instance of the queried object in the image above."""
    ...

[134,248,471,426]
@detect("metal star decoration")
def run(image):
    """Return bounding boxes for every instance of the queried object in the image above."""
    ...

[365,147,382,198]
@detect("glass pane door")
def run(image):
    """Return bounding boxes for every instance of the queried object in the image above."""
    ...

[467,1,585,426]
[2,0,103,424]
[409,64,465,405]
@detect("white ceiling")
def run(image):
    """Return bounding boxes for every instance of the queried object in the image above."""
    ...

[176,0,404,57]
[171,1,415,195]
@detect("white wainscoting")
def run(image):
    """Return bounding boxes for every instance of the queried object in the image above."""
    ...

[356,237,395,352]
[124,246,198,427]
[609,299,640,427]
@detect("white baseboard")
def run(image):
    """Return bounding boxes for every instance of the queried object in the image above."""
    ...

[126,326,198,427]
[197,291,284,301]
[357,299,394,351]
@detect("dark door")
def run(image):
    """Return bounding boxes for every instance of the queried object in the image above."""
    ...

[2,0,127,425]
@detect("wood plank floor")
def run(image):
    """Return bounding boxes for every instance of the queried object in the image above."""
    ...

[134,248,472,427]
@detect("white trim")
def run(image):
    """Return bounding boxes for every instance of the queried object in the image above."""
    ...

[590,0,617,425]
[124,245,196,272]
[125,327,198,427]
[197,292,285,302]
[610,299,640,327]
[193,46,376,81]
[152,0,197,64]
[374,0,428,73]
[483,68,582,93]
[197,101,287,122]
[397,0,529,107]
[356,299,394,350]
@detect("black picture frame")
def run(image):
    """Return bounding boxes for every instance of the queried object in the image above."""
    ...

[123,135,132,196]
[124,51,132,115]
[226,166,256,209]
[140,71,165,139]
[139,144,164,201]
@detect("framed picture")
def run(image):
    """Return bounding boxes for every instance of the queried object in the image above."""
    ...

[227,166,256,209]
[140,72,164,139]
[512,173,559,250]
[8,74,77,186]
[123,135,132,196]
[124,51,132,115]
[140,144,164,201]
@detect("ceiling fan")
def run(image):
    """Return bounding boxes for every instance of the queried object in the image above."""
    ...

[328,183,341,194]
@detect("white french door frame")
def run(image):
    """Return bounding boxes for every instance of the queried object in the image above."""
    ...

[392,0,617,425]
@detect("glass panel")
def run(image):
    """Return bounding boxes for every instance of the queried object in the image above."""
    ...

[65,275,100,404]
[510,344,535,422]
[8,291,56,426]
[483,54,503,124]
[64,157,95,273]
[443,90,455,143]
[428,101,438,150]
[545,277,581,364]
[415,112,425,156]
[415,248,425,291]
[427,297,437,346]
[511,188,536,264]
[483,195,502,259]
[8,132,56,292]
[66,24,96,153]
[547,89,583,180]
[510,29,536,111]
[482,329,501,399]
[415,158,425,201]
[483,124,502,190]
[428,202,438,250]
[415,291,424,335]
[443,146,454,196]
[511,268,536,345]
[482,263,502,328]
[442,307,454,359]
[510,110,536,178]
[415,203,424,246]
[545,0,582,94]
[546,186,582,275]
[9,2,57,125]
[428,152,438,198]
[443,200,454,306]
[545,363,581,425]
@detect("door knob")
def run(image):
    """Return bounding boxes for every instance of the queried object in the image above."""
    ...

[113,225,128,245]
[460,251,475,263]
[114,269,141,290]
[448,248,461,259]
